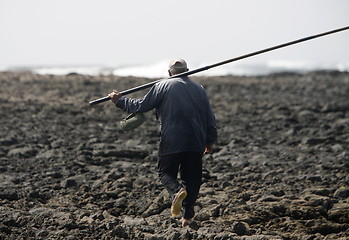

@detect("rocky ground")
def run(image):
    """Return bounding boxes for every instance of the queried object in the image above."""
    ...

[0,71,348,240]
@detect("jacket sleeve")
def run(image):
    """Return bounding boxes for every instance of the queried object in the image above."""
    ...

[206,102,217,145]
[115,84,163,113]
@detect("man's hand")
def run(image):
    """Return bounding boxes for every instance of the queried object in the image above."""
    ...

[108,90,122,104]
[204,145,213,154]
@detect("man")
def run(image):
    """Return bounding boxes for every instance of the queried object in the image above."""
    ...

[108,59,217,227]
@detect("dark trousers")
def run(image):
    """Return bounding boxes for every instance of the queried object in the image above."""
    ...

[157,151,202,219]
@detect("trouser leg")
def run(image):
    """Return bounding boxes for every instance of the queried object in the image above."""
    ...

[157,154,183,200]
[179,152,202,219]
[158,152,203,219]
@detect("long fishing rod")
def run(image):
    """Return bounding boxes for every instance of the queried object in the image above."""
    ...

[89,25,349,106]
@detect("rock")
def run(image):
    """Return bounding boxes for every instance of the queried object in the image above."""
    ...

[288,203,325,220]
[307,188,333,197]
[309,222,349,235]
[333,187,349,199]
[28,190,41,198]
[61,178,78,188]
[123,216,147,226]
[333,118,349,127]
[104,170,123,180]
[53,184,62,190]
[11,178,21,184]
[110,225,128,238]
[46,171,63,179]
[52,211,74,227]
[8,147,37,158]
[2,217,20,227]
[164,231,181,240]
[269,204,287,216]
[28,207,52,215]
[331,144,344,152]
[301,137,326,145]
[238,191,252,201]
[0,226,11,234]
[79,216,94,224]
[231,221,250,236]
[328,203,349,223]
[211,232,237,239]
[259,195,280,202]
[241,235,284,240]
[142,191,169,218]
[195,211,211,221]
[270,189,285,197]
[306,175,323,182]
[298,110,315,118]
[93,149,148,159]
[0,189,20,200]
[302,194,332,209]
[36,149,62,159]
[210,204,222,217]
[0,137,18,146]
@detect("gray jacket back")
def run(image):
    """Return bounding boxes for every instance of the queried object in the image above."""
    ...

[116,76,217,156]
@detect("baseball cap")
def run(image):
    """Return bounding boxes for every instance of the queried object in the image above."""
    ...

[168,59,188,74]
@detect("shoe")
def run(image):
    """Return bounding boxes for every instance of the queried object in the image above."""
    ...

[171,188,187,216]
[181,217,194,227]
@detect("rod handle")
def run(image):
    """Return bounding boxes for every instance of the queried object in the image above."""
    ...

[89,96,111,106]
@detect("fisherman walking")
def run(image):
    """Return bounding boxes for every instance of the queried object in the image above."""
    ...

[108,59,217,227]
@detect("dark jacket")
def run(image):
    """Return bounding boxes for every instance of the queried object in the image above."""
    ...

[116,76,217,155]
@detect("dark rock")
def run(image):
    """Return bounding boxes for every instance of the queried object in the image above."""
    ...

[28,191,40,198]
[0,226,11,234]
[288,204,325,220]
[53,185,62,190]
[195,211,211,221]
[46,171,63,179]
[7,147,37,158]
[141,193,169,218]
[270,204,287,215]
[238,192,251,201]
[110,225,128,238]
[309,222,349,235]
[333,187,349,199]
[270,189,285,197]
[259,195,280,202]
[66,72,80,76]
[308,188,333,197]
[105,170,123,180]
[0,189,19,200]
[328,203,349,223]
[11,178,21,184]
[3,218,19,227]
[61,178,78,188]
[231,221,250,236]
[114,197,127,208]
[94,149,148,159]
[301,137,327,145]
[0,137,18,146]
[306,175,323,182]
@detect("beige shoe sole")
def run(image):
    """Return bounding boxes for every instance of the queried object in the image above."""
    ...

[171,189,187,216]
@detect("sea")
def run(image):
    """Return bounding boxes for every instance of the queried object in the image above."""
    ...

[1,59,348,78]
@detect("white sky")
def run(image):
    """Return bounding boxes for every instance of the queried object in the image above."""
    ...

[0,0,348,68]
